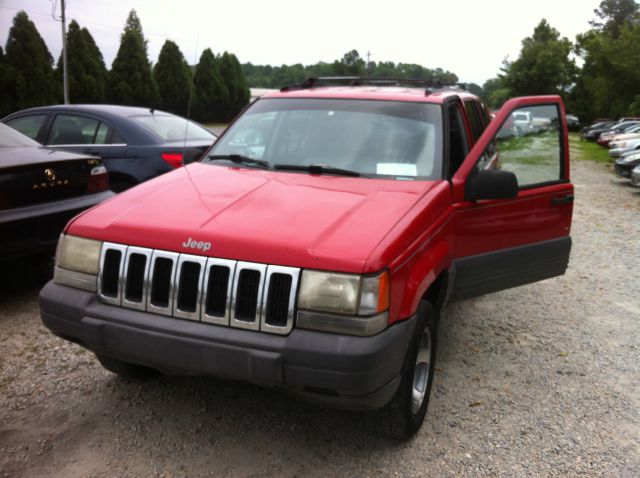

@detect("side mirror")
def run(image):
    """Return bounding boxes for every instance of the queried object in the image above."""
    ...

[465,169,518,201]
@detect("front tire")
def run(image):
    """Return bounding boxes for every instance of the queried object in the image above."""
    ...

[367,301,438,440]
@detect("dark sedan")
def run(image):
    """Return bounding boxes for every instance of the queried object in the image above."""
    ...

[2,105,217,191]
[614,151,640,179]
[581,121,616,141]
[0,123,113,260]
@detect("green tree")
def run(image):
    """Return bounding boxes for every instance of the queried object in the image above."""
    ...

[332,50,366,75]
[218,51,250,120]
[108,10,157,106]
[192,48,228,123]
[56,20,107,103]
[0,47,13,116]
[4,11,58,111]
[153,40,192,116]
[573,0,640,120]
[589,0,640,38]
[501,19,576,98]
[482,77,511,109]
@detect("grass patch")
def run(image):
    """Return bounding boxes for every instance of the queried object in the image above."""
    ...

[569,133,612,163]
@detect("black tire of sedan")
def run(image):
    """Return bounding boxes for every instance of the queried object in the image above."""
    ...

[367,300,438,440]
[96,353,158,379]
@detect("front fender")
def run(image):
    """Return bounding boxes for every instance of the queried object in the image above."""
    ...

[391,239,451,323]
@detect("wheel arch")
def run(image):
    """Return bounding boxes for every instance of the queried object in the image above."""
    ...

[393,239,452,321]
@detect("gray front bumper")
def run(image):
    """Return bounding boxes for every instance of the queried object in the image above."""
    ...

[39,281,416,410]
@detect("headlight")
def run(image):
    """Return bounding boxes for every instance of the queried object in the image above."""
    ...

[53,234,102,292]
[56,234,102,274]
[297,270,390,336]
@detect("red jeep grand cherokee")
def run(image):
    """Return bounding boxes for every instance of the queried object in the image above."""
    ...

[40,78,573,439]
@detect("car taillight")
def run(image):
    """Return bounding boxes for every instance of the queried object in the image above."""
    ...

[162,152,183,168]
[87,165,110,193]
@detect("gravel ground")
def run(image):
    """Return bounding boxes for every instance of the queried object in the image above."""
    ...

[0,159,638,477]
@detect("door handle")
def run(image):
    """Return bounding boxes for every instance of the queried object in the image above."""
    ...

[551,194,574,206]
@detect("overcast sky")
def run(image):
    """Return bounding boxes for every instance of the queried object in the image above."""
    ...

[1,0,603,86]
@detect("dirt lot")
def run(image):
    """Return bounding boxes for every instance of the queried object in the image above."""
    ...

[1,159,638,477]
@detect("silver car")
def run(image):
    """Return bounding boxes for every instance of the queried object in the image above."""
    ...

[631,164,640,187]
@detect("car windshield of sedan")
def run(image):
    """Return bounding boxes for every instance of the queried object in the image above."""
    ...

[208,98,443,180]
[132,115,215,142]
[0,123,41,147]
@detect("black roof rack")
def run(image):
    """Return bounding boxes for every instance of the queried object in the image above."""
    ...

[279,76,468,95]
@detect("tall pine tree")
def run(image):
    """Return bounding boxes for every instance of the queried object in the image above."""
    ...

[192,48,228,123]
[108,10,157,107]
[153,40,192,116]
[57,20,107,103]
[4,11,58,111]
[218,52,250,121]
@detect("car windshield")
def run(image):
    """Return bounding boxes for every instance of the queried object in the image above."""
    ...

[131,115,215,142]
[0,123,41,147]
[208,98,443,180]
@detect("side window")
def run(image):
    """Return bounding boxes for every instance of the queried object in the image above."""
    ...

[492,104,563,187]
[6,115,47,140]
[94,122,110,144]
[447,103,470,178]
[48,114,100,145]
[464,101,484,143]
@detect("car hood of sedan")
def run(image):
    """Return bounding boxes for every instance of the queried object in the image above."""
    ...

[68,162,436,273]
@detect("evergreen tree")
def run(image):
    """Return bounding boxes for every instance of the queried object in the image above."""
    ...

[501,19,576,98]
[56,20,107,103]
[4,11,58,110]
[192,48,228,123]
[218,52,250,120]
[153,40,192,116]
[0,47,14,117]
[108,10,157,106]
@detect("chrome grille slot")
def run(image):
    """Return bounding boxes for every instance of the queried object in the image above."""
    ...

[231,262,266,331]
[124,254,147,302]
[101,250,122,298]
[235,270,261,320]
[205,266,230,315]
[261,265,299,335]
[147,250,178,316]
[97,245,298,335]
[201,258,235,326]
[98,242,128,305]
[150,258,173,307]
[122,247,151,311]
[265,274,291,325]
[177,263,201,312]
[173,254,206,321]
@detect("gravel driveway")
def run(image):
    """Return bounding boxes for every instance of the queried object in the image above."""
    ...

[1,159,638,477]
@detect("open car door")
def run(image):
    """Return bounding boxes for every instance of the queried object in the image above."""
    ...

[450,96,573,301]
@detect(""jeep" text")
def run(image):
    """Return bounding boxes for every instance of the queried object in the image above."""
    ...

[182,237,211,252]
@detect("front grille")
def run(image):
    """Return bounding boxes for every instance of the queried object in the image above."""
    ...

[98,243,299,335]
[235,269,261,321]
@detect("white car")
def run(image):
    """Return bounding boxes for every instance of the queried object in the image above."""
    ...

[609,136,640,157]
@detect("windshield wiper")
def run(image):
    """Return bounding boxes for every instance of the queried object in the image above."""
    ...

[274,163,361,177]
[208,154,270,169]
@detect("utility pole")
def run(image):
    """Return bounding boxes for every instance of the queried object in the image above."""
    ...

[60,0,69,104]
[366,50,371,77]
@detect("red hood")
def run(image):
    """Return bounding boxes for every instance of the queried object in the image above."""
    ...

[69,163,437,273]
